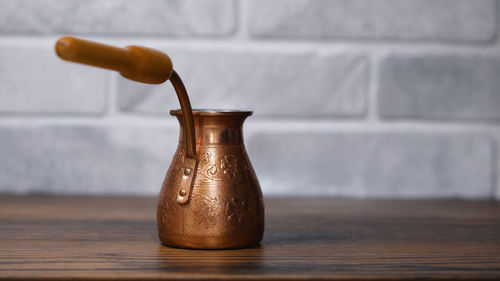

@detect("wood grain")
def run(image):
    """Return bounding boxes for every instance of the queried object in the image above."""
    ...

[0,196,499,280]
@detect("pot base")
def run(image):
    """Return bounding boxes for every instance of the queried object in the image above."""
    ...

[159,232,263,250]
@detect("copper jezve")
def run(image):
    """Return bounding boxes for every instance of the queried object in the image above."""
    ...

[55,36,264,249]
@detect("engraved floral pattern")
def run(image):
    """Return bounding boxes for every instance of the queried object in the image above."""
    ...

[221,154,240,178]
[226,197,247,226]
[167,144,186,179]
[198,151,243,183]
[192,194,218,228]
[159,116,264,244]
[157,200,181,233]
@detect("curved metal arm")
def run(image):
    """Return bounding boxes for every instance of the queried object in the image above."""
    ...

[169,71,198,205]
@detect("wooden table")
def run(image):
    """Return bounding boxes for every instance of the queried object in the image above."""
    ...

[1,196,499,280]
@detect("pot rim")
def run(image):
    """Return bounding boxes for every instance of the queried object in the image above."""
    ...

[170,109,253,117]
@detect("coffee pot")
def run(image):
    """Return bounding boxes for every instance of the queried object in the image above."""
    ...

[55,36,264,249]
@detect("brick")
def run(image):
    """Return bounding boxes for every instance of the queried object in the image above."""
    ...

[0,125,178,195]
[249,0,496,42]
[0,0,235,36]
[0,47,107,114]
[378,54,500,121]
[246,131,493,198]
[118,49,368,117]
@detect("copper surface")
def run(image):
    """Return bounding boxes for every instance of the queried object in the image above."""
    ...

[55,36,264,249]
[158,110,264,249]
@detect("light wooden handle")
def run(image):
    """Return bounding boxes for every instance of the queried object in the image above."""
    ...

[55,36,173,84]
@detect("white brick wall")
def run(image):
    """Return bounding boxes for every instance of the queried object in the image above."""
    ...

[0,0,499,199]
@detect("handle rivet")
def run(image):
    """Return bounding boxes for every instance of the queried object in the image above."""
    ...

[179,189,186,196]
[183,167,192,176]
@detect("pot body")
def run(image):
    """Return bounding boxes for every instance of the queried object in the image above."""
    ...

[157,110,264,249]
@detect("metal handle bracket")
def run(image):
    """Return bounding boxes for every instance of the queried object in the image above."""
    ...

[170,71,198,205]
[176,156,197,204]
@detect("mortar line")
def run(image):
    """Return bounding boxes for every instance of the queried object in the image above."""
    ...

[366,52,379,123]
[491,138,499,198]
[106,73,119,118]
[0,33,497,46]
[494,0,500,199]
[231,0,249,42]
[496,0,500,48]
[2,116,500,132]
[0,36,499,55]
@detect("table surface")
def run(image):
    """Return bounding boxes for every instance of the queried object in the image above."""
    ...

[0,196,499,280]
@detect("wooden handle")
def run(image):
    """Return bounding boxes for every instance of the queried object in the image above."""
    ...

[55,36,173,84]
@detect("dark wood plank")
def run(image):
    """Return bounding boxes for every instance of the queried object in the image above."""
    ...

[0,196,499,280]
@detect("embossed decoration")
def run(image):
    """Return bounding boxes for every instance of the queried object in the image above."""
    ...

[221,154,240,178]
[158,200,182,233]
[158,204,169,226]
[226,197,247,225]
[198,151,244,183]
[161,111,264,248]
[166,146,184,180]
[192,194,219,228]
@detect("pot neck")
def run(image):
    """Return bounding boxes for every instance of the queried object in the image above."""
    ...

[171,110,251,146]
